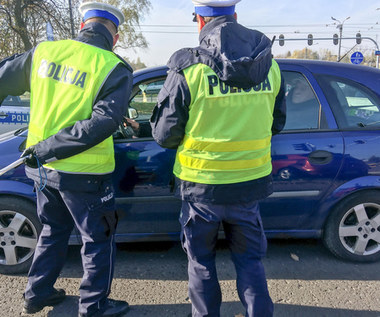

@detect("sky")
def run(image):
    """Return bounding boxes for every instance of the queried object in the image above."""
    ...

[123,0,380,67]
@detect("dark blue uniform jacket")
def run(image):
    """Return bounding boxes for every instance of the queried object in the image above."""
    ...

[0,23,133,191]
[150,16,287,204]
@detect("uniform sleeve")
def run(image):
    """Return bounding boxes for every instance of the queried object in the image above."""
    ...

[0,49,34,102]
[272,73,286,135]
[150,70,191,149]
[34,63,133,163]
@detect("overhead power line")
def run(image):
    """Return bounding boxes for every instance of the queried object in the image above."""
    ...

[136,23,379,28]
[140,30,379,36]
[139,31,198,34]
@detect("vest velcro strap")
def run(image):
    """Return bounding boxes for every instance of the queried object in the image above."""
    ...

[183,135,272,152]
[178,151,271,171]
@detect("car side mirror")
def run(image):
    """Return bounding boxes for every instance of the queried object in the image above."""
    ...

[128,107,138,119]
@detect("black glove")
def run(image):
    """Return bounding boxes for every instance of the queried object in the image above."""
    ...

[20,146,40,168]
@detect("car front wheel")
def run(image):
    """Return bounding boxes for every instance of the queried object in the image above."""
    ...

[0,197,41,274]
[323,190,380,262]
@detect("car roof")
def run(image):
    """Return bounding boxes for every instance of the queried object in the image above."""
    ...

[133,59,380,93]
[133,66,168,78]
[277,58,380,74]
[277,59,380,93]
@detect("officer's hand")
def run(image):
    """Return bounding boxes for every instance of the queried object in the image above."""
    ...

[20,146,40,168]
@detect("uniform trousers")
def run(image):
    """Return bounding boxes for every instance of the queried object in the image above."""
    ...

[180,200,273,317]
[24,180,118,316]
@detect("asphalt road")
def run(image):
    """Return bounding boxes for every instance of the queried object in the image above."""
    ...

[1,239,379,317]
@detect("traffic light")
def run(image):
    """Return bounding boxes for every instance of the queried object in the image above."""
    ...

[279,34,285,46]
[356,33,362,44]
[307,34,313,46]
[333,34,339,45]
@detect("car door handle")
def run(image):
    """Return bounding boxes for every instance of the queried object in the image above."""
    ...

[0,112,8,118]
[308,150,333,165]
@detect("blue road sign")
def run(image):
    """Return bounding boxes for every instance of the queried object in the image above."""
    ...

[46,22,54,41]
[351,52,364,65]
[375,51,380,56]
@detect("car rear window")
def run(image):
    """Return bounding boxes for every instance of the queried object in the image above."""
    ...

[316,74,380,129]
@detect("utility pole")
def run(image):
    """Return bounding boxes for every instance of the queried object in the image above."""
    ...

[331,16,350,61]
[68,0,75,39]
[377,9,380,68]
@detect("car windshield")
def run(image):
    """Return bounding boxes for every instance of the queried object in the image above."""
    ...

[1,94,30,107]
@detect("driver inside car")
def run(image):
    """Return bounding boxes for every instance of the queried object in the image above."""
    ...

[123,117,152,138]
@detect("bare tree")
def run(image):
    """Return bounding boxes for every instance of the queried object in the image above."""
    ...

[79,0,151,50]
[0,0,151,59]
[0,0,69,53]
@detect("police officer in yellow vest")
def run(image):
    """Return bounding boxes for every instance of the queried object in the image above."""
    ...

[0,2,132,316]
[151,1,286,316]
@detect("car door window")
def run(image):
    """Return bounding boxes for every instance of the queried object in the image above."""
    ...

[316,75,380,129]
[130,79,165,120]
[282,71,321,131]
[114,78,166,140]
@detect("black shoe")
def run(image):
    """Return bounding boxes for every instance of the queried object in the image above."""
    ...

[79,299,129,317]
[22,288,66,314]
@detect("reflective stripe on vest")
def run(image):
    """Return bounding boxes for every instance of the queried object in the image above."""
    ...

[173,61,282,184]
[28,40,121,174]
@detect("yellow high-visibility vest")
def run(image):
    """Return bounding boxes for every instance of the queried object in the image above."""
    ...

[28,40,122,174]
[173,61,281,184]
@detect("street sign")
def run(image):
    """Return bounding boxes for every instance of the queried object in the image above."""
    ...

[375,51,380,56]
[351,52,364,65]
[46,22,54,41]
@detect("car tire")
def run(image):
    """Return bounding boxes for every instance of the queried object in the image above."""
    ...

[0,197,41,274]
[323,190,380,262]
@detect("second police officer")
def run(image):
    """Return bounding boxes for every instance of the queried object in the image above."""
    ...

[151,0,286,316]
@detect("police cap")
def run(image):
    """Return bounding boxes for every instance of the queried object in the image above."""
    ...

[79,1,125,28]
[192,0,241,16]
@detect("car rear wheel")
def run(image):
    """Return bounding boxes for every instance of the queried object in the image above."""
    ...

[0,197,40,274]
[323,191,380,262]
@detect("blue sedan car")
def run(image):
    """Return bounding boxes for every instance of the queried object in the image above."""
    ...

[1,59,380,274]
